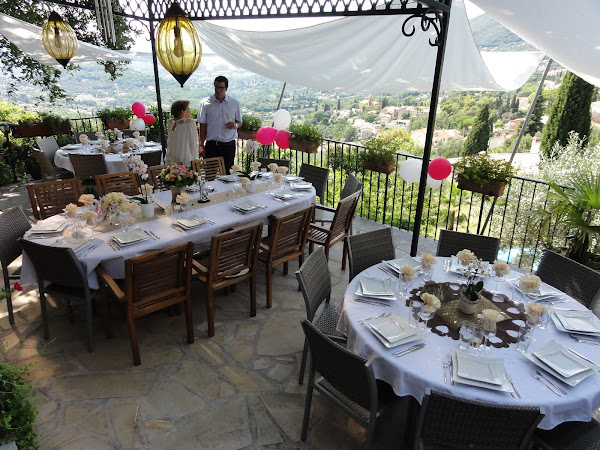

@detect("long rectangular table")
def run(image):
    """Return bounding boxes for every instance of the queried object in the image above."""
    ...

[20,179,316,290]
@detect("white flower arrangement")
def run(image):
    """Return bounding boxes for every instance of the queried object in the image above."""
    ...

[242,139,259,155]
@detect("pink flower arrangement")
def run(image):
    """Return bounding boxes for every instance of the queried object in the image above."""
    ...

[158,164,199,187]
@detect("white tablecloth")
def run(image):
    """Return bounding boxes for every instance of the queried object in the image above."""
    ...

[20,180,316,290]
[337,258,600,430]
[55,143,163,174]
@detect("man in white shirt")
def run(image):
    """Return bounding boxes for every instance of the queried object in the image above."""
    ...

[196,75,242,171]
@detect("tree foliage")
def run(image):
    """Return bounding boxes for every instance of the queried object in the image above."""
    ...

[462,103,491,155]
[540,71,595,158]
[0,1,138,103]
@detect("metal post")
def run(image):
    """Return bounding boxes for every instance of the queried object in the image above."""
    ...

[276,82,287,110]
[148,0,167,157]
[410,1,453,256]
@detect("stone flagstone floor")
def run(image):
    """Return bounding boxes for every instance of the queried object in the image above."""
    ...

[0,181,438,449]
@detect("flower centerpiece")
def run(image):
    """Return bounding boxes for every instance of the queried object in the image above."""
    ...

[95,192,132,226]
[123,155,152,204]
[458,257,487,314]
[453,152,514,197]
[105,128,123,142]
[158,163,199,203]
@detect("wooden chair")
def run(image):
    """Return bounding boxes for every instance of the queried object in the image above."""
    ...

[257,157,291,170]
[27,178,83,221]
[300,319,398,449]
[96,242,194,366]
[296,247,346,385]
[347,228,396,281]
[536,250,600,308]
[96,171,140,197]
[258,205,314,308]
[140,150,162,167]
[31,147,73,182]
[192,223,263,337]
[298,163,329,204]
[316,173,363,226]
[19,238,96,352]
[0,207,31,324]
[191,157,226,181]
[147,164,169,191]
[436,229,500,263]
[414,388,543,450]
[68,153,108,194]
[307,190,361,270]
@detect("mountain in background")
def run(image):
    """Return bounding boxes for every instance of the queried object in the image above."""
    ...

[470,14,536,51]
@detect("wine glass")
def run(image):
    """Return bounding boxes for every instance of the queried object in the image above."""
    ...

[399,276,412,299]
[419,308,434,331]
[482,319,496,353]
[491,268,505,294]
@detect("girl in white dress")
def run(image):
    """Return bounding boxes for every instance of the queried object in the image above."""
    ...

[165,100,199,166]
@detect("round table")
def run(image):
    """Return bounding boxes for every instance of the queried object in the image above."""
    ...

[336,257,600,429]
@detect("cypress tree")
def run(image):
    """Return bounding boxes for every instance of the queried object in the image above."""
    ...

[462,104,491,155]
[540,71,595,158]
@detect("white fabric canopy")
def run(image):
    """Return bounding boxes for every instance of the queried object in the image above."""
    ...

[0,12,131,66]
[471,0,600,88]
[194,0,543,93]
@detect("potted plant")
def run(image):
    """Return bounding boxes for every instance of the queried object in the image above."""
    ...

[288,123,323,153]
[97,107,131,130]
[456,254,486,314]
[15,112,71,137]
[0,363,38,449]
[361,138,396,174]
[237,115,262,141]
[453,152,514,197]
[158,164,199,204]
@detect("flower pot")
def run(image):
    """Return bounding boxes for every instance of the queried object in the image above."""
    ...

[15,123,71,137]
[237,129,257,141]
[105,119,130,130]
[245,181,257,193]
[139,202,155,219]
[169,185,185,204]
[457,178,506,197]
[458,289,479,315]
[364,160,396,175]
[289,138,319,153]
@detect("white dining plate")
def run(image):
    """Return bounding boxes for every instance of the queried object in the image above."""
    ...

[551,311,600,336]
[360,277,395,297]
[555,310,600,334]
[271,190,299,200]
[233,200,261,213]
[507,279,562,299]
[284,175,303,182]
[523,352,598,386]
[62,144,80,150]
[451,352,512,392]
[290,181,312,190]
[363,320,428,349]
[382,256,421,275]
[218,175,239,183]
[533,340,590,378]
[52,236,93,252]
[31,218,68,233]
[113,229,148,246]
[455,352,503,385]
[176,216,208,229]
[367,313,414,342]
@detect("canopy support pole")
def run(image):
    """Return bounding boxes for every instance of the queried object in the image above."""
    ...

[148,0,167,157]
[410,1,453,256]
[276,82,287,110]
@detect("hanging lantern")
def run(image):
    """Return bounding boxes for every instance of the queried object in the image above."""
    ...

[41,12,78,68]
[156,3,202,87]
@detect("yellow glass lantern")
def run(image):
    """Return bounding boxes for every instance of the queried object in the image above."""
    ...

[41,12,78,68]
[156,3,202,87]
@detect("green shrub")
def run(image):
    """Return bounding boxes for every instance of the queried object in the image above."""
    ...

[0,363,38,449]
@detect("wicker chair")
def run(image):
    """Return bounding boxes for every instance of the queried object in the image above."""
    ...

[296,247,346,384]
[257,157,291,170]
[32,148,73,181]
[19,239,96,352]
[27,178,83,221]
[258,205,314,308]
[35,136,60,161]
[298,163,329,204]
[414,388,543,450]
[534,418,600,450]
[307,190,361,270]
[0,207,31,324]
[316,174,363,226]
[436,229,500,262]
[536,250,600,308]
[347,228,396,281]
[191,157,226,181]
[96,171,140,197]
[300,319,397,449]
[148,164,169,191]
[192,223,263,337]
[69,153,108,194]
[96,242,194,366]
[73,131,101,143]
[140,150,162,167]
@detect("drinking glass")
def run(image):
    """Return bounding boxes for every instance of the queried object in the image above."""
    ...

[419,309,434,330]
[459,321,474,350]
[471,327,484,351]
[516,323,533,353]
[538,312,549,330]
[443,259,451,273]
[399,277,412,299]
[408,300,423,327]
[492,269,505,294]
[421,263,433,282]
[482,320,497,353]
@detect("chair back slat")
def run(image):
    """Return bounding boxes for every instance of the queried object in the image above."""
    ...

[69,154,108,181]
[301,319,372,410]
[32,148,57,181]
[298,164,329,204]
[268,205,313,260]
[36,137,60,160]
[27,179,83,221]
[0,207,31,269]
[347,228,395,281]
[147,164,169,190]
[296,247,331,318]
[96,171,140,197]
[329,190,361,237]
[436,229,500,262]
[209,223,262,283]
[192,157,226,181]
[340,174,363,199]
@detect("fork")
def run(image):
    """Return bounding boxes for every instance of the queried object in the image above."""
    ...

[531,371,562,396]
[442,355,450,384]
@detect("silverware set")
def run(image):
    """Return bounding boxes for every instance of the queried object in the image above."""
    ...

[80,243,99,257]
[569,333,600,345]
[392,343,425,357]
[143,230,160,240]
[353,298,390,307]
[531,370,564,396]
[504,370,521,398]
[442,355,451,384]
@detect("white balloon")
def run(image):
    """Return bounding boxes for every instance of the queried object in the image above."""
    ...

[399,159,422,183]
[427,174,443,189]
[130,118,146,131]
[273,109,291,130]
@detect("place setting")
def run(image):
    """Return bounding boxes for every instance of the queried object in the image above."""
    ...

[449,350,516,395]
[507,273,564,303]
[27,217,69,237]
[268,188,304,201]
[171,214,214,231]
[107,227,150,250]
[361,311,429,351]
[379,256,421,278]
[231,198,266,214]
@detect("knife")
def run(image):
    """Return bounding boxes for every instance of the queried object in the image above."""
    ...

[505,369,521,398]
[392,343,426,357]
[535,370,567,395]
[80,243,99,257]
[354,298,390,307]
[567,347,600,367]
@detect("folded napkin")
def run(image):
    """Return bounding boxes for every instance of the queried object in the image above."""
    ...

[519,273,541,293]
[481,309,505,331]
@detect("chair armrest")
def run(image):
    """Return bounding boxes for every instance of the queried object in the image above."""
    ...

[96,264,125,301]
[191,259,208,276]
[314,204,335,213]
[309,223,330,233]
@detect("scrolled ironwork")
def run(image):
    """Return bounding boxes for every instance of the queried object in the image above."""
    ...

[401,8,443,46]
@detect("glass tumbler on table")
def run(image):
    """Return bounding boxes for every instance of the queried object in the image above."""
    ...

[481,319,497,353]
[458,321,474,350]
[419,308,434,330]
[471,326,484,350]
[408,300,423,327]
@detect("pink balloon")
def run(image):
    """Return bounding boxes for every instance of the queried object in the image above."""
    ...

[275,130,290,149]
[131,102,146,118]
[143,114,156,126]
[256,126,277,145]
[428,157,452,180]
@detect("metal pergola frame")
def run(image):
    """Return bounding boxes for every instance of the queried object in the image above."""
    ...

[43,0,453,255]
